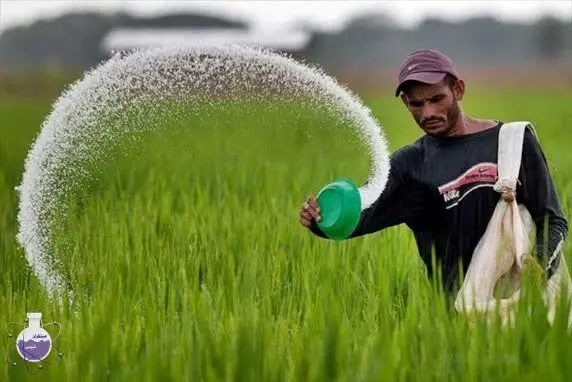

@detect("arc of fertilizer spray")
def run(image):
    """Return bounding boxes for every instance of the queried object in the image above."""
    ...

[16,45,391,298]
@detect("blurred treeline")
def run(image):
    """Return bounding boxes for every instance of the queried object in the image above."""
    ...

[0,11,570,98]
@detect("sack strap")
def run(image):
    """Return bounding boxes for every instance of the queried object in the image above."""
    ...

[493,121,536,201]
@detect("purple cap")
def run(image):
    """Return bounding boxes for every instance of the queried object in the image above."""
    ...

[395,49,459,97]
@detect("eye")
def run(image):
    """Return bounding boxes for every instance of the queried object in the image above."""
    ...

[409,100,423,108]
[430,95,445,103]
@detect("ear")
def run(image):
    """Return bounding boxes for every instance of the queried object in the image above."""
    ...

[453,79,465,101]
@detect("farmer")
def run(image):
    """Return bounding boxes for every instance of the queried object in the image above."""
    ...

[299,48,568,294]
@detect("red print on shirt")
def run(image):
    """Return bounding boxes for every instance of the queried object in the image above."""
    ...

[438,163,499,208]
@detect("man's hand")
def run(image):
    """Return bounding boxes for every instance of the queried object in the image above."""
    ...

[299,196,321,228]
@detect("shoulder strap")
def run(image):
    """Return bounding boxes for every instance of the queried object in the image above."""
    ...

[493,121,536,196]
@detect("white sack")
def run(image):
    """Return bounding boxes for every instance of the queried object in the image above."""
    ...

[454,122,572,328]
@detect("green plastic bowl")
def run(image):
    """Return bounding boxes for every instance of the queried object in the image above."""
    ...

[316,178,362,240]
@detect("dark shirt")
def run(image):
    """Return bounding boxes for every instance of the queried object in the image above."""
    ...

[310,122,568,293]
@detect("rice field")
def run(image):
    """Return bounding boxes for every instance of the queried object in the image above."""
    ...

[1,83,572,381]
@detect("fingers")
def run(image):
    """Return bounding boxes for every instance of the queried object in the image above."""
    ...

[299,196,321,228]
[299,206,313,227]
[299,214,312,228]
[306,197,321,221]
[307,196,319,211]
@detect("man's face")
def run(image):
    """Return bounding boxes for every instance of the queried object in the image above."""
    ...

[400,78,464,137]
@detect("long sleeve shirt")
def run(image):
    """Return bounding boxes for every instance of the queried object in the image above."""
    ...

[310,122,568,293]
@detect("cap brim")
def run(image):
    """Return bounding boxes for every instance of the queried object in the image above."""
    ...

[395,72,447,96]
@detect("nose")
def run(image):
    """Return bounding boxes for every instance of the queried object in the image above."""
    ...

[421,104,438,122]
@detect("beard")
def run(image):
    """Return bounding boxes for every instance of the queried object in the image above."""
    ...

[418,97,461,137]
[447,98,461,130]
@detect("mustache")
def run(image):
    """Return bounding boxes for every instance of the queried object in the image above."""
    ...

[420,117,445,125]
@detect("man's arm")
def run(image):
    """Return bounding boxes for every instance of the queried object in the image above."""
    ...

[518,126,568,278]
[309,146,427,239]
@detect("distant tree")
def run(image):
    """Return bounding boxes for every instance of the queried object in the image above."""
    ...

[0,12,249,71]
[535,16,565,59]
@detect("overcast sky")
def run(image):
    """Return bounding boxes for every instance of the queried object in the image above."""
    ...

[1,0,571,33]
